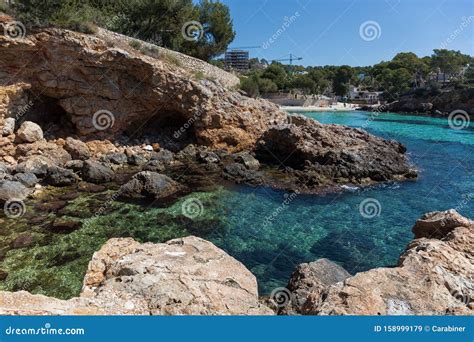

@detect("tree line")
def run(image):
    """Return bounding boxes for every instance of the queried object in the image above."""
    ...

[3,0,235,61]
[241,50,474,100]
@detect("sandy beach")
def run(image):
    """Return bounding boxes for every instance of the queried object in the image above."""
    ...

[280,102,358,112]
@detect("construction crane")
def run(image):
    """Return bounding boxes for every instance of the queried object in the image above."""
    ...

[272,54,303,65]
[228,46,261,51]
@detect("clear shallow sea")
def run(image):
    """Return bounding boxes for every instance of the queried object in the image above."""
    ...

[206,111,474,294]
[1,111,473,298]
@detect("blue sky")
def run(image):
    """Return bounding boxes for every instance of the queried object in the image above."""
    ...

[215,0,474,66]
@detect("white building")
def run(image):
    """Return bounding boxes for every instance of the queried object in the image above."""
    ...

[348,85,383,104]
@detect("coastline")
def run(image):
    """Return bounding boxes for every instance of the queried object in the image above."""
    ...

[280,103,358,112]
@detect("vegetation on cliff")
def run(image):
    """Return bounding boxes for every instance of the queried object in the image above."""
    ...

[6,0,235,61]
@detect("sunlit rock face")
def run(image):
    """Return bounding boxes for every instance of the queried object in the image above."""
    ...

[0,236,273,315]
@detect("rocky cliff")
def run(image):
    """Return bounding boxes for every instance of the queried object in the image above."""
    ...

[0,27,416,193]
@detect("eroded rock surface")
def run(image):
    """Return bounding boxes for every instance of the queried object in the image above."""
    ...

[0,236,272,315]
[284,210,473,315]
[257,115,415,186]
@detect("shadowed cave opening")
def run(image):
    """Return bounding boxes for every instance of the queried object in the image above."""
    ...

[19,96,75,139]
[124,109,198,152]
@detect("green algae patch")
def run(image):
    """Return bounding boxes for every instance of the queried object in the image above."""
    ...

[0,186,228,299]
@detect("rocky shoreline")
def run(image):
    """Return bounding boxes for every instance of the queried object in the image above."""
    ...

[360,88,474,117]
[0,210,472,315]
[0,27,416,202]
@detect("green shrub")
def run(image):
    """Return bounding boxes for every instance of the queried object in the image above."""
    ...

[129,40,142,50]
[194,71,205,80]
[162,53,182,67]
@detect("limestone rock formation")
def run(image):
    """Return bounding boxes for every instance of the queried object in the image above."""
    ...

[257,115,415,185]
[0,236,273,315]
[286,210,473,315]
[0,28,286,152]
[0,28,416,190]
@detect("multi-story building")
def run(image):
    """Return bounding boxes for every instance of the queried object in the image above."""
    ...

[225,50,250,72]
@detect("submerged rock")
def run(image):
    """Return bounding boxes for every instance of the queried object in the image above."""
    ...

[119,171,182,200]
[0,237,273,315]
[285,210,474,315]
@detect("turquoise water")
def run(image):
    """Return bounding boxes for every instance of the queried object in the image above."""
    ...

[2,111,473,298]
[205,111,474,294]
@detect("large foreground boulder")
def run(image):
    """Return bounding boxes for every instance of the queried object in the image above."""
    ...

[284,210,473,315]
[0,237,273,315]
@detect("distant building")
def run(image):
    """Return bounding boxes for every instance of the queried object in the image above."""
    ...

[225,50,250,72]
[348,85,383,104]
